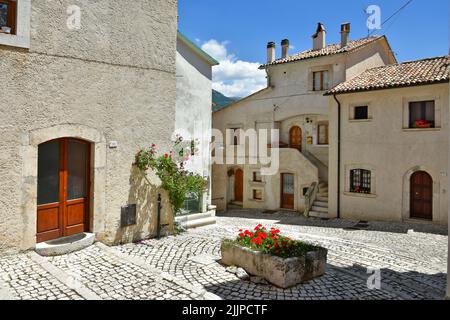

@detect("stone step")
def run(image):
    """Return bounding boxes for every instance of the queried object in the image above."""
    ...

[313,201,328,208]
[309,211,329,219]
[183,216,216,229]
[176,211,214,223]
[35,232,95,257]
[311,206,328,213]
[317,196,328,202]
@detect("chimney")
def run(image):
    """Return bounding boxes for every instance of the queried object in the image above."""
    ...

[281,39,289,59]
[341,23,350,47]
[312,22,326,50]
[267,41,276,63]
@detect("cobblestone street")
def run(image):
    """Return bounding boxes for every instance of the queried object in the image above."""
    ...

[0,210,448,300]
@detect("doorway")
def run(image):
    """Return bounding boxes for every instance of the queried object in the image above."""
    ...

[234,168,243,202]
[281,173,295,209]
[37,138,91,243]
[410,171,433,220]
[289,126,302,151]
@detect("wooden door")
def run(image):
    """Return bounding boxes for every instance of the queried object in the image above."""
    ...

[281,173,295,210]
[37,138,90,243]
[410,171,433,220]
[289,126,302,151]
[234,169,243,202]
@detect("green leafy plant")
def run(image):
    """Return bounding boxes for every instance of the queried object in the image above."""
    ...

[135,135,207,216]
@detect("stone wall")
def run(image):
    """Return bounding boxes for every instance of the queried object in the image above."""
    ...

[0,0,178,251]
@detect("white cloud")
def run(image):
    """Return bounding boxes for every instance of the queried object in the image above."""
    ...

[201,39,267,98]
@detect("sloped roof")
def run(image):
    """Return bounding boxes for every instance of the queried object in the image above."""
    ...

[260,36,385,68]
[326,56,449,95]
[177,31,219,66]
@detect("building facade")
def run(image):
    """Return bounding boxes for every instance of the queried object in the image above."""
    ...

[327,57,449,225]
[212,23,395,215]
[0,0,178,252]
[175,31,218,228]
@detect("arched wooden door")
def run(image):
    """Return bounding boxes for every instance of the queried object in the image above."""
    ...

[410,171,433,220]
[289,126,302,151]
[234,169,244,202]
[37,138,91,243]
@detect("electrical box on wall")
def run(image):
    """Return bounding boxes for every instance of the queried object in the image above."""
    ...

[121,204,137,227]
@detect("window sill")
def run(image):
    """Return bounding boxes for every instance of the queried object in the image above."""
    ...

[0,33,30,48]
[249,198,264,203]
[403,128,441,132]
[315,144,329,147]
[249,181,265,186]
[343,192,377,199]
[349,119,373,123]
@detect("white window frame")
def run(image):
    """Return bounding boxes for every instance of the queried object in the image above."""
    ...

[0,0,30,48]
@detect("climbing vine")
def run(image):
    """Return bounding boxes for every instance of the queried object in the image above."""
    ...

[135,135,208,215]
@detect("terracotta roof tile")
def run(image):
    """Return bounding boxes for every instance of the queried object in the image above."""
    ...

[326,56,449,95]
[260,36,382,68]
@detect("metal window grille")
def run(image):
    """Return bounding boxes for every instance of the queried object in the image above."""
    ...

[350,169,371,194]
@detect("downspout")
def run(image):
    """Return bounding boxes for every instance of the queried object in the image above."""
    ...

[333,94,341,219]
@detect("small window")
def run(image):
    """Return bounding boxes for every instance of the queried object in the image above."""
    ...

[409,101,435,128]
[313,71,329,91]
[350,169,371,194]
[0,0,16,35]
[229,128,240,146]
[354,106,368,120]
[317,123,329,145]
[253,189,263,200]
[190,140,195,156]
[253,171,262,182]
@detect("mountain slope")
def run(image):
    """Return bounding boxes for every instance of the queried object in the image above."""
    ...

[212,90,240,112]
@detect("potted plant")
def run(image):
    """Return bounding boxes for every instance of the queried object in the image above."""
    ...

[221,224,327,288]
[414,120,432,128]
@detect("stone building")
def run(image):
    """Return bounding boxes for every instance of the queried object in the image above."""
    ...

[174,31,218,228]
[326,56,449,225]
[0,0,178,252]
[211,23,396,214]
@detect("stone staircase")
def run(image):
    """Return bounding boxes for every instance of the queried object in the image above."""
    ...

[175,206,217,229]
[309,182,329,219]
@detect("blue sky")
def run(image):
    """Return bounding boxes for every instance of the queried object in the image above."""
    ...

[179,0,449,97]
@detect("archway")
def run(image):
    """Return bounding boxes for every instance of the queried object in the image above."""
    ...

[289,126,302,151]
[410,171,433,220]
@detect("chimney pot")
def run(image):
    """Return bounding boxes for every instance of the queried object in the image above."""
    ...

[312,23,326,50]
[341,23,351,47]
[281,39,289,59]
[267,41,276,64]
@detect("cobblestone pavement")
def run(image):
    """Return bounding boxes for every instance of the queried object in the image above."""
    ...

[0,209,447,300]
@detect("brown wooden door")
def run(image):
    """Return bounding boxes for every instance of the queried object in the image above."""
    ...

[234,169,243,202]
[289,126,302,151]
[410,171,433,220]
[281,173,295,209]
[37,138,90,243]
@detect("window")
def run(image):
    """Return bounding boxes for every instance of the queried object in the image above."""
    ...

[409,101,435,128]
[0,0,16,35]
[350,169,371,194]
[253,171,262,182]
[253,189,263,200]
[317,123,329,145]
[190,140,195,156]
[229,128,240,146]
[313,71,329,91]
[354,106,368,120]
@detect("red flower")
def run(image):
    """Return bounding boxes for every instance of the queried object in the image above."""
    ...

[239,233,245,238]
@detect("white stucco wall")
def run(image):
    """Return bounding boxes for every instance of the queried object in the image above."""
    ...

[0,0,178,251]
[328,83,449,224]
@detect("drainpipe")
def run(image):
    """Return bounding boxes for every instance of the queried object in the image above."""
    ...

[333,94,341,219]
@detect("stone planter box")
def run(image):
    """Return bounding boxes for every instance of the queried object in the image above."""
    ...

[221,241,327,288]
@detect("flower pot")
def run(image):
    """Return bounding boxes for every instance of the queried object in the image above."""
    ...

[221,241,327,288]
